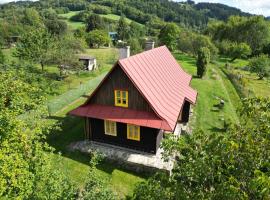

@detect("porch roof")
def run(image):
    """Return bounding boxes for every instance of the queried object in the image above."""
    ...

[69,104,172,131]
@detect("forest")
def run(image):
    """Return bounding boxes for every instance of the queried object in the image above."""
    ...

[0,0,270,199]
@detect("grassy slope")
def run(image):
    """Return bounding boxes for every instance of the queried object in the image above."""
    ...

[217,57,270,97]
[174,53,240,132]
[58,11,85,30]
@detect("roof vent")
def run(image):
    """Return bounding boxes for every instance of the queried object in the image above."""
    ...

[119,46,130,59]
[145,41,155,51]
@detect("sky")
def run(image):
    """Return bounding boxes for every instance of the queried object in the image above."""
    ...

[181,0,270,16]
[0,0,270,16]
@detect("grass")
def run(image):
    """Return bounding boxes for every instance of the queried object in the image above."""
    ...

[2,47,119,101]
[47,96,147,199]
[174,53,240,132]
[58,11,85,30]
[217,57,270,98]
[99,14,133,24]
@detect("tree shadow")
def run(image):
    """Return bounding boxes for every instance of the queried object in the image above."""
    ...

[209,126,226,133]
[46,114,152,179]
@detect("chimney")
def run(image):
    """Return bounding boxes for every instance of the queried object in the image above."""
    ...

[119,46,130,59]
[145,41,155,51]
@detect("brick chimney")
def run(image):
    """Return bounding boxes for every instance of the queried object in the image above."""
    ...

[145,41,155,51]
[119,46,130,59]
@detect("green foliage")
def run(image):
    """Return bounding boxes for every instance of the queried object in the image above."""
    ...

[134,97,270,199]
[15,28,55,71]
[129,21,145,38]
[158,23,180,50]
[132,173,173,200]
[196,47,210,78]
[117,16,130,41]
[80,152,116,200]
[21,8,43,27]
[45,19,68,35]
[249,54,270,79]
[0,70,76,199]
[88,4,111,15]
[70,11,89,22]
[86,29,111,48]
[207,16,270,54]
[0,48,5,64]
[127,38,143,55]
[178,30,218,57]
[86,14,105,32]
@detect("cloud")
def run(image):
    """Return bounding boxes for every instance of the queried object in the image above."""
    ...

[192,0,270,16]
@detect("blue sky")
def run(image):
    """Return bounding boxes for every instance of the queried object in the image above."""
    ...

[1,0,270,16]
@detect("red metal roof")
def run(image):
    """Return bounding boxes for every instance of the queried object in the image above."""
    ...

[69,104,172,131]
[70,46,197,132]
[118,46,197,131]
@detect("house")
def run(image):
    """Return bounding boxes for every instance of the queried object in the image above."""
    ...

[79,55,97,71]
[70,45,197,154]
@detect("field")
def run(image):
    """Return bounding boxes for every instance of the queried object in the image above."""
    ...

[99,14,133,24]
[174,53,240,132]
[58,11,85,30]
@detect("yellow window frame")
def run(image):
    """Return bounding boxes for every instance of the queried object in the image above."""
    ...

[127,124,140,141]
[114,90,128,108]
[104,120,117,136]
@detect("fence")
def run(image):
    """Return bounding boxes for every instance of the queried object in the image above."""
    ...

[47,73,106,114]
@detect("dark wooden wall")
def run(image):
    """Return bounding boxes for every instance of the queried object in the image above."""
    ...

[89,65,153,112]
[89,118,162,154]
[181,101,190,123]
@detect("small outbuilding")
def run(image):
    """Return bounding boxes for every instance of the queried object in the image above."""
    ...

[79,55,97,71]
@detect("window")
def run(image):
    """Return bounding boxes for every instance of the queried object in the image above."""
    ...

[114,90,128,107]
[104,120,117,136]
[127,124,140,141]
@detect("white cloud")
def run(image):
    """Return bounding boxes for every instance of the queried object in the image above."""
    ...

[192,0,270,16]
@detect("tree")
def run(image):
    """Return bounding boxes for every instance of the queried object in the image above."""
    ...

[129,21,145,38]
[80,153,116,200]
[49,35,85,76]
[0,48,4,64]
[228,42,252,61]
[133,97,270,199]
[15,29,55,71]
[45,19,68,35]
[127,38,143,55]
[249,54,270,79]
[159,23,180,51]
[196,47,210,78]
[21,8,42,27]
[0,71,76,199]
[86,29,111,48]
[86,14,105,32]
[117,16,130,41]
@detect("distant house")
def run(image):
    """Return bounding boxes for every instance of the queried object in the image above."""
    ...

[108,32,117,41]
[70,45,197,154]
[79,55,97,71]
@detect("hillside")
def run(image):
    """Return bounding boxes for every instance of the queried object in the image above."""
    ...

[0,0,252,29]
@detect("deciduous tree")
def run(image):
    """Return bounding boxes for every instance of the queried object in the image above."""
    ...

[158,23,180,51]
[249,54,270,79]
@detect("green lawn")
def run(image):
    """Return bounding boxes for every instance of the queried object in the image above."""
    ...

[99,14,133,24]
[217,57,270,98]
[58,11,85,30]
[174,53,240,132]
[47,97,147,199]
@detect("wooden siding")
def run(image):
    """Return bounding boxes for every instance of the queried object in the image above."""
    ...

[89,118,162,154]
[89,65,153,112]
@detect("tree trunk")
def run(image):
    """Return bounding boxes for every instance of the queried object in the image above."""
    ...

[41,62,44,72]
[230,57,237,62]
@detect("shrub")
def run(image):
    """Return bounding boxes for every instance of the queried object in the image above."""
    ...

[249,54,270,79]
[196,47,210,78]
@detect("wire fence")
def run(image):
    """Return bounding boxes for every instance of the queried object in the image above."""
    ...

[47,73,106,114]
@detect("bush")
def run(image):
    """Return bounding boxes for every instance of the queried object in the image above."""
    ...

[196,47,210,78]
[86,30,111,48]
[249,54,270,79]
[70,11,89,22]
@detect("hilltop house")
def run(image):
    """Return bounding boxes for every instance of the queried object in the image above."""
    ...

[70,45,197,154]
